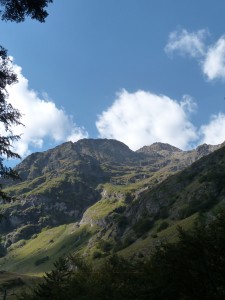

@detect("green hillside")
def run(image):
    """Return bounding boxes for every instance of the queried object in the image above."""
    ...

[0,138,224,288]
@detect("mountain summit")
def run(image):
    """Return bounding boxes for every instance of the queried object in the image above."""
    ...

[137,142,182,157]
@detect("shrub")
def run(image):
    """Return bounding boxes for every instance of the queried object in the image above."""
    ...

[97,240,112,252]
[35,256,50,266]
[157,221,169,232]
[133,218,154,236]
[92,251,102,259]
[123,235,136,247]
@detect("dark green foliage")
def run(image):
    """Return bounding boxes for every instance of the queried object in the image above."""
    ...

[0,0,52,23]
[133,217,154,236]
[198,168,225,192]
[2,276,24,288]
[0,46,22,200]
[34,256,50,266]
[97,240,112,252]
[92,251,102,259]
[0,0,52,200]
[123,235,136,247]
[32,256,73,300]
[157,221,169,232]
[147,211,225,300]
[151,233,158,238]
[19,210,225,300]
[18,254,147,300]
[178,195,218,220]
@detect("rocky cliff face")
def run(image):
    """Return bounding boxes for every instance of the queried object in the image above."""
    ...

[81,143,225,255]
[0,138,223,253]
[13,139,221,183]
[0,138,225,274]
[73,138,138,163]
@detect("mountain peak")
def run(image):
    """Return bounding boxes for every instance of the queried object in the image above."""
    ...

[137,142,182,154]
[74,138,131,150]
[195,143,221,156]
[73,138,135,162]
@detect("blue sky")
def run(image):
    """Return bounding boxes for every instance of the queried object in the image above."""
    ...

[2,0,225,161]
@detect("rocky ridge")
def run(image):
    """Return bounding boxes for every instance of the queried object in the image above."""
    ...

[0,138,223,263]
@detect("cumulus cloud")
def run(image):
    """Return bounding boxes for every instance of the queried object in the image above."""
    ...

[6,64,88,157]
[165,28,208,58]
[203,36,225,80]
[96,90,197,150]
[165,28,225,81]
[200,113,225,145]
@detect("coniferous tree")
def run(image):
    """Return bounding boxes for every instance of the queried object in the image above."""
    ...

[0,46,22,200]
[0,1,52,199]
[17,210,225,300]
[0,0,52,23]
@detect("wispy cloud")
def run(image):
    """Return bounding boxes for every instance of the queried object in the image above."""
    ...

[165,28,208,58]
[6,63,88,157]
[96,90,197,150]
[165,28,225,81]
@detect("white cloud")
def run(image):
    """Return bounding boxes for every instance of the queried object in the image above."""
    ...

[165,28,225,81]
[165,29,207,58]
[200,113,225,145]
[6,64,88,157]
[96,90,197,150]
[203,36,225,80]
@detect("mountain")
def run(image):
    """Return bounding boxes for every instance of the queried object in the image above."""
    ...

[0,138,224,275]
[137,142,182,154]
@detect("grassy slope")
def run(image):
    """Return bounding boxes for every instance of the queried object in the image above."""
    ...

[2,143,225,279]
[0,210,199,276]
[1,159,222,276]
[0,223,94,276]
[118,213,198,257]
